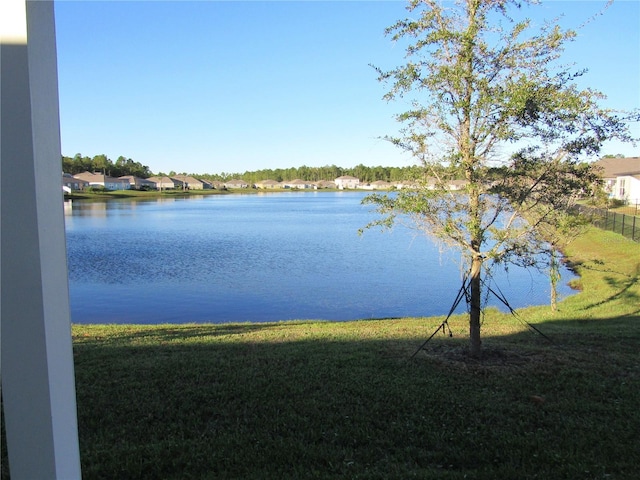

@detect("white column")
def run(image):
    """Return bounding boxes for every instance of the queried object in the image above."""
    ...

[1,0,82,478]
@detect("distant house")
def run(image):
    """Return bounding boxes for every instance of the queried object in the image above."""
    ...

[147,176,184,190]
[334,175,360,189]
[62,173,88,191]
[448,179,469,191]
[256,179,282,189]
[417,177,465,191]
[73,171,129,190]
[594,157,640,203]
[393,181,417,190]
[171,175,212,190]
[209,180,225,190]
[200,179,214,189]
[119,175,155,190]
[370,180,392,190]
[224,179,249,189]
[282,179,311,189]
[314,180,336,189]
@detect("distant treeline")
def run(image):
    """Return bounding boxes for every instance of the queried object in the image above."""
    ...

[62,154,152,178]
[199,164,425,183]
[62,152,622,185]
[62,153,424,183]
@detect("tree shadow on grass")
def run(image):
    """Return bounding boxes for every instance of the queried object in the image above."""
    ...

[584,267,640,311]
[72,321,322,347]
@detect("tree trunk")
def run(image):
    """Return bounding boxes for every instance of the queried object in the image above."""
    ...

[469,252,483,358]
[550,249,559,312]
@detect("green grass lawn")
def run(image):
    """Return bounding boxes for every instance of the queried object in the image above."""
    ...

[64,188,231,200]
[609,203,640,218]
[2,228,639,479]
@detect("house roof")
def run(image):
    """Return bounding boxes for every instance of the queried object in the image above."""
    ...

[147,176,181,184]
[172,175,206,185]
[73,171,127,184]
[62,175,88,184]
[119,175,154,183]
[594,157,640,177]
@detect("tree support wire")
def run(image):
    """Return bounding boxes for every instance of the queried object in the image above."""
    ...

[411,270,552,358]
[410,273,470,359]
[484,271,553,343]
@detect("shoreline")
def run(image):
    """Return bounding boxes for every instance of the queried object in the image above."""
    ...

[63,187,360,201]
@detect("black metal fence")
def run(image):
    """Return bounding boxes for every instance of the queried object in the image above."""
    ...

[573,205,639,242]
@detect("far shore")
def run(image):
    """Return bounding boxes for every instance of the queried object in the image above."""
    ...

[63,187,352,201]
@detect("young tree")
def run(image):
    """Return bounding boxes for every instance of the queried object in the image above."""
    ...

[363,0,634,357]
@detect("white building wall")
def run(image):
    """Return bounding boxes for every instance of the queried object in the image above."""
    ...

[1,1,82,477]
[626,176,640,204]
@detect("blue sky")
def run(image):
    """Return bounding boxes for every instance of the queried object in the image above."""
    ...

[54,1,639,175]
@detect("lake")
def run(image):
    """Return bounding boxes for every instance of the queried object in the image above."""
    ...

[64,191,576,324]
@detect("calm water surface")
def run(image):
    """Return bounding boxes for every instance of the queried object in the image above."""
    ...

[65,191,576,324]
